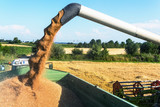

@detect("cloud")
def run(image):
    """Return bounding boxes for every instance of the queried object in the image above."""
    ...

[75,32,88,36]
[0,24,36,41]
[75,28,107,37]
[54,19,160,43]
[133,20,160,29]
[133,19,160,33]
[92,28,102,35]
[89,19,160,42]
[0,25,31,35]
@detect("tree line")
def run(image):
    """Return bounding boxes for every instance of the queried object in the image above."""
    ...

[49,38,160,62]
[0,37,22,44]
[76,39,141,48]
[1,37,160,62]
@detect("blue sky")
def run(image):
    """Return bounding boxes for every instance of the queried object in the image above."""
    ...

[0,0,160,43]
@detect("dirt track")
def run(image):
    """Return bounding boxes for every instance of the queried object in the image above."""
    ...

[50,61,160,92]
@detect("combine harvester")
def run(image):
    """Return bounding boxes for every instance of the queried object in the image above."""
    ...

[113,80,160,106]
[0,3,160,107]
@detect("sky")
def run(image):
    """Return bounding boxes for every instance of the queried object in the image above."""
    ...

[0,0,160,43]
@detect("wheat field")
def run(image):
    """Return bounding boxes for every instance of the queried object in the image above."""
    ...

[64,48,126,55]
[48,61,160,93]
[2,44,31,47]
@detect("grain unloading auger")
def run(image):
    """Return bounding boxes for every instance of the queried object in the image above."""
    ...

[59,3,160,106]
[60,3,160,44]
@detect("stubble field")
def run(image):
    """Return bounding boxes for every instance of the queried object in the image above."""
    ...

[49,61,160,93]
[64,48,126,55]
[2,44,31,47]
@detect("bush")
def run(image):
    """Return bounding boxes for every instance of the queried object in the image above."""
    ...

[2,46,10,55]
[99,48,109,60]
[0,43,2,52]
[50,44,65,60]
[154,54,160,62]
[140,42,159,54]
[10,47,16,55]
[72,48,83,55]
[87,44,101,60]
[140,53,154,62]
[76,42,83,48]
[71,54,86,60]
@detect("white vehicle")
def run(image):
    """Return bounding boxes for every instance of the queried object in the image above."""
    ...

[12,58,29,66]
[12,58,29,70]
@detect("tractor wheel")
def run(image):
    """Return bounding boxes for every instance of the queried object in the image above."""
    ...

[151,80,160,90]
[113,81,123,98]
[133,82,144,97]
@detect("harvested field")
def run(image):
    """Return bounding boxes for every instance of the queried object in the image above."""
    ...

[2,44,31,47]
[107,48,126,55]
[64,48,90,54]
[50,61,160,93]
[64,48,126,55]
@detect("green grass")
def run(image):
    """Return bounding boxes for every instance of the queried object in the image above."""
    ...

[1,46,32,57]
[13,47,32,55]
[49,54,160,63]
[55,44,76,48]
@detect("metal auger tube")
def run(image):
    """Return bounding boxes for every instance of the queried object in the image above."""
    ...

[60,3,160,44]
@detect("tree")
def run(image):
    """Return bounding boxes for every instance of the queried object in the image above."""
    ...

[8,40,13,44]
[0,39,4,42]
[120,42,125,48]
[99,47,109,60]
[96,39,101,46]
[83,42,88,48]
[77,42,83,48]
[13,37,21,44]
[72,48,83,55]
[114,41,120,48]
[89,39,96,47]
[50,44,65,59]
[125,38,139,55]
[140,42,159,54]
[126,38,132,44]
[106,40,114,48]
[102,42,106,48]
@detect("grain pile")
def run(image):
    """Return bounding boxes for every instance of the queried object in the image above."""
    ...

[0,10,83,107]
